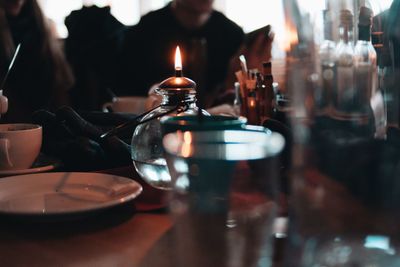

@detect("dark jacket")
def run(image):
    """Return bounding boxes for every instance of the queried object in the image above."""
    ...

[114,3,244,108]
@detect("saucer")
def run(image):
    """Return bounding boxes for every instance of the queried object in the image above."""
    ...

[0,154,60,177]
[0,172,142,217]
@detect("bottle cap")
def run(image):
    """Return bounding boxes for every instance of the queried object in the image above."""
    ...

[340,9,353,28]
[358,6,373,26]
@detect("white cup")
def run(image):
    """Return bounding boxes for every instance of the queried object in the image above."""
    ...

[0,90,8,115]
[102,96,147,114]
[0,124,42,170]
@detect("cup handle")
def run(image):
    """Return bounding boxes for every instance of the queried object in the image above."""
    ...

[0,95,8,114]
[102,102,113,113]
[0,138,13,168]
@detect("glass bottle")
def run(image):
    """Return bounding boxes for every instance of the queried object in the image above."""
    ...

[233,82,241,116]
[245,78,258,125]
[131,76,208,190]
[318,6,336,115]
[354,6,377,117]
[332,9,356,119]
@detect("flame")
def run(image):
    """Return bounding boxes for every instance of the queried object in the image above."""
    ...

[175,46,182,71]
[283,21,299,52]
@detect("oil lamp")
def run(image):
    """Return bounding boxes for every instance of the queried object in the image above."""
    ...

[131,46,208,190]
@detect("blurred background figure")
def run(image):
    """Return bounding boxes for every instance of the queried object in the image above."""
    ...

[370,0,400,127]
[0,0,74,122]
[385,0,400,126]
[64,5,126,111]
[387,0,400,68]
[114,0,245,109]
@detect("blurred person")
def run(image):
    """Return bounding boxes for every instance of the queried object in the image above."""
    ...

[64,5,126,111]
[0,0,74,122]
[387,0,400,68]
[114,0,247,109]
[385,0,400,126]
[224,25,274,91]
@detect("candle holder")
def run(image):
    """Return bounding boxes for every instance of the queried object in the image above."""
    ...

[131,47,209,190]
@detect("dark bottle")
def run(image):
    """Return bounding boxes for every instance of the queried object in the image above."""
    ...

[261,62,274,122]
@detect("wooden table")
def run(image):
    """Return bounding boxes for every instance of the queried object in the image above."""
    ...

[0,166,286,267]
[0,206,172,267]
[0,210,286,267]
[0,166,173,267]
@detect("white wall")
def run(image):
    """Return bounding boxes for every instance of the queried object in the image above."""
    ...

[38,0,393,39]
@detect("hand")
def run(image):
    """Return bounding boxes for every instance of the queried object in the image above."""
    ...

[242,29,274,70]
[0,91,8,115]
[206,104,240,117]
[32,107,131,171]
[225,27,274,89]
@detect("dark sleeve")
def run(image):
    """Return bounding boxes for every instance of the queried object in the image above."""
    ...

[213,11,244,56]
[113,8,172,97]
[113,25,149,96]
[207,13,244,106]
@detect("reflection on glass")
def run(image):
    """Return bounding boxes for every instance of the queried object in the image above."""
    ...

[281,0,400,266]
[164,129,284,267]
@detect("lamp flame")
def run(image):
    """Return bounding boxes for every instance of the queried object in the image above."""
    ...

[175,46,182,72]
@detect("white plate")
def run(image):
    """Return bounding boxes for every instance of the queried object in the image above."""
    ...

[0,154,60,177]
[0,172,142,216]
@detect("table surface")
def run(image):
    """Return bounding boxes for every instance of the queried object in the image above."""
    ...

[0,166,286,267]
[0,204,173,267]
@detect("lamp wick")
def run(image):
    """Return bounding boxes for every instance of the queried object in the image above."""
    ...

[175,69,183,77]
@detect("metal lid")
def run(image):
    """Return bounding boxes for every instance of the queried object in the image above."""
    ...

[158,76,196,90]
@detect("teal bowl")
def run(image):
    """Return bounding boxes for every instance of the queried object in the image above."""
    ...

[161,115,247,135]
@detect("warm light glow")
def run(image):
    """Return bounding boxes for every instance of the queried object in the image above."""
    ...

[174,77,184,85]
[181,132,193,157]
[175,46,182,71]
[180,132,193,157]
[181,143,192,158]
[283,21,299,52]
[249,99,256,107]
[183,131,192,144]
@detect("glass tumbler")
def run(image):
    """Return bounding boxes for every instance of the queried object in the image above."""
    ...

[163,129,285,267]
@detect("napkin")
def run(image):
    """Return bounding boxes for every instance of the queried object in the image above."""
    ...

[32,106,132,171]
